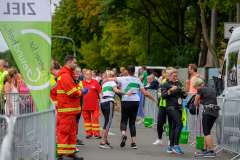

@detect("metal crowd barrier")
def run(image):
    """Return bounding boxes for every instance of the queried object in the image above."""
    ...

[0,92,35,116]
[0,92,56,160]
[142,89,158,127]
[216,98,240,160]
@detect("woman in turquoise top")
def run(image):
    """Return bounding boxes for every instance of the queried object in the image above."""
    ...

[153,67,172,145]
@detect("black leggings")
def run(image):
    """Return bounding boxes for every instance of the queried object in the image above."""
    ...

[120,101,139,137]
[202,115,216,136]
[101,101,114,131]
[157,107,166,139]
[166,106,183,146]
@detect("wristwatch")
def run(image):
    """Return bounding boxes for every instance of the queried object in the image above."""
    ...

[169,89,172,93]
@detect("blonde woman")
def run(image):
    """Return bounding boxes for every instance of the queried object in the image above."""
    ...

[161,68,187,154]
[193,78,218,158]
[100,70,132,149]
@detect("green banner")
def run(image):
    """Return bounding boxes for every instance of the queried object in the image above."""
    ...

[0,0,51,111]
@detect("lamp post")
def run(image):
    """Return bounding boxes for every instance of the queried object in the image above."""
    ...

[52,35,76,57]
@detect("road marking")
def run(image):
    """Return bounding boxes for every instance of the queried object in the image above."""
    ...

[100,128,115,135]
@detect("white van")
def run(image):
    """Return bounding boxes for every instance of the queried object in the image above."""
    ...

[134,66,166,78]
[215,26,240,145]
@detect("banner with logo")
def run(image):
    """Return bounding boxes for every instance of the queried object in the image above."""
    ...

[0,0,51,111]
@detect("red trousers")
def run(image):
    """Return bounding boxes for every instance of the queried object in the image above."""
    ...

[57,114,77,155]
[82,110,100,136]
[56,113,60,137]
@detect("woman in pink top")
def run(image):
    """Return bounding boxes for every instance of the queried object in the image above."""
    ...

[18,78,32,114]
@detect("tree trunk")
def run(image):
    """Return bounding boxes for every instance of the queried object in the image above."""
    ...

[174,13,179,45]
[200,38,208,67]
[172,12,179,66]
[194,17,202,65]
[147,19,150,63]
[199,0,220,68]
[210,7,217,67]
[179,10,185,46]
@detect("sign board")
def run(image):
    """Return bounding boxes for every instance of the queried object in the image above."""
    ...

[224,23,240,39]
[0,0,51,111]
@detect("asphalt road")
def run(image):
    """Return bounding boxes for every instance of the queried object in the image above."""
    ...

[75,111,233,160]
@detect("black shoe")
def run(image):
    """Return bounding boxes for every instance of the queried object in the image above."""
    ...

[68,153,84,160]
[86,135,92,139]
[57,155,73,160]
[76,139,84,146]
[106,140,110,145]
[130,143,137,149]
[197,149,207,156]
[203,151,216,158]
[120,135,127,147]
[95,135,102,139]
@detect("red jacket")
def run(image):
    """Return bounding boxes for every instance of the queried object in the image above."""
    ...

[82,79,101,110]
[57,66,83,115]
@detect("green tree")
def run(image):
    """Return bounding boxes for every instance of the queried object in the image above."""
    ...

[52,0,103,66]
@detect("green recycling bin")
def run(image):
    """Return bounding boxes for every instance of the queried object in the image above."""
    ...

[179,131,190,143]
[196,136,204,149]
[144,118,153,127]
[165,125,169,136]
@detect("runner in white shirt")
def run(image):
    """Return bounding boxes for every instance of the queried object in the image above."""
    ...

[102,65,158,149]
[100,70,132,149]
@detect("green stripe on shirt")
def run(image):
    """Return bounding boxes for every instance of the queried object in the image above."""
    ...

[102,86,114,93]
[122,83,140,98]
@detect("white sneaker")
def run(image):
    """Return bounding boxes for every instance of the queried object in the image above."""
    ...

[152,139,162,145]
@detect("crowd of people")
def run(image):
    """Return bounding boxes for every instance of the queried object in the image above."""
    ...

[0,59,33,117]
[0,56,220,160]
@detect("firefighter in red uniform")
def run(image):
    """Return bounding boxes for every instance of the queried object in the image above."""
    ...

[57,55,89,160]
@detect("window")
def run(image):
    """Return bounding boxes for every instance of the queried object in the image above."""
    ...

[227,51,238,87]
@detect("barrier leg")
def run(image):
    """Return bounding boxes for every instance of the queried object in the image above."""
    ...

[213,145,221,151]
[137,117,144,124]
[216,147,223,153]
[230,153,240,160]
[148,122,157,128]
[190,141,195,147]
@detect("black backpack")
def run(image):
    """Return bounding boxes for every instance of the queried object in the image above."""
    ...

[185,95,199,115]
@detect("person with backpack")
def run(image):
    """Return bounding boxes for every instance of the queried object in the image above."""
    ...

[192,78,219,158]
[186,64,204,93]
